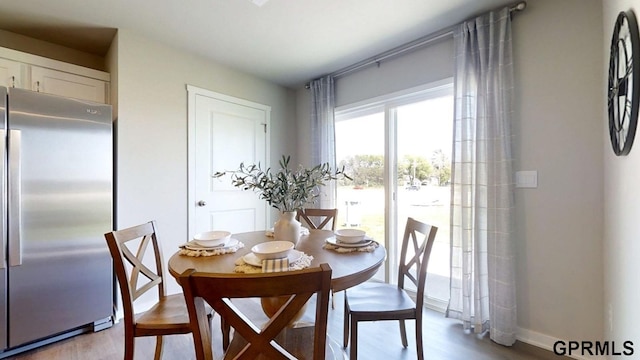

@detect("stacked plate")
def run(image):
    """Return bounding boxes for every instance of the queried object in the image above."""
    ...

[242,250,303,267]
[184,230,238,250]
[243,241,301,267]
[327,228,373,248]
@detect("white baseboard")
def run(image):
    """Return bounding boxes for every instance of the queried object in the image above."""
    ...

[516,328,607,360]
[424,297,448,313]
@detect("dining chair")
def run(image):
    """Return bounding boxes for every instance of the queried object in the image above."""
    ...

[296,208,338,231]
[104,221,212,360]
[342,217,438,360]
[179,263,333,360]
[296,207,340,309]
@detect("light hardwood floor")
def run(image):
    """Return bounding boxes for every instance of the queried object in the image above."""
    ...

[8,292,561,359]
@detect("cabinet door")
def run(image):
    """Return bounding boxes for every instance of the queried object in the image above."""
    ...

[0,58,22,88]
[31,66,107,104]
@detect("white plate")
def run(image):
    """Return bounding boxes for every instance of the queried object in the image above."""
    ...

[184,238,239,251]
[243,249,302,267]
[326,236,373,248]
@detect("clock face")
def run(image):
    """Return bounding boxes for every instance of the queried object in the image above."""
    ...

[609,10,640,156]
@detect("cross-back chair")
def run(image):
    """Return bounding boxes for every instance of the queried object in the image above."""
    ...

[104,221,212,360]
[296,208,340,308]
[343,217,438,360]
[179,263,332,360]
[296,208,338,231]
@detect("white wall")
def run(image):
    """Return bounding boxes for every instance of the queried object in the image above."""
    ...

[296,0,605,353]
[335,37,454,107]
[114,29,296,296]
[513,0,604,350]
[603,0,640,355]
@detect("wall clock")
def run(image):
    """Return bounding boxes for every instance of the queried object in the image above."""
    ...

[609,10,640,156]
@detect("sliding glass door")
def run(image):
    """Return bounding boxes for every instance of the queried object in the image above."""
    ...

[335,80,453,308]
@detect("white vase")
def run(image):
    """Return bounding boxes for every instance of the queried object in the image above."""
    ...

[273,211,301,246]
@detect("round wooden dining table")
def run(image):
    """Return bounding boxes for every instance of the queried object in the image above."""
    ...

[169,229,386,359]
[168,229,386,292]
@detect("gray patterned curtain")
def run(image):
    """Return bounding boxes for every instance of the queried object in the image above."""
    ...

[309,76,337,208]
[446,7,517,346]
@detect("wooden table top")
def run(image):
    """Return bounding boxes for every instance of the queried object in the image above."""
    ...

[168,229,386,292]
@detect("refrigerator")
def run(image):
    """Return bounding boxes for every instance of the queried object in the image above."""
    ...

[0,87,113,357]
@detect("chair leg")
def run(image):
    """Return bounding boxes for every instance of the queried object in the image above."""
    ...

[331,289,335,309]
[416,317,424,360]
[399,319,408,347]
[154,335,164,360]
[222,317,230,350]
[350,317,358,360]
[343,293,349,348]
[123,331,134,360]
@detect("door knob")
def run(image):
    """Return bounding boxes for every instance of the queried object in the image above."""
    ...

[197,200,207,207]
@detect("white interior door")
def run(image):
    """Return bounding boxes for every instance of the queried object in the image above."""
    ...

[188,86,270,238]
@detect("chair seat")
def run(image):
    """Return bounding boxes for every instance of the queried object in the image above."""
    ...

[347,282,416,315]
[135,294,191,333]
[344,218,437,360]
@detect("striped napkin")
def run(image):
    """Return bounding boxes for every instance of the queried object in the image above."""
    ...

[262,257,289,272]
[234,252,313,273]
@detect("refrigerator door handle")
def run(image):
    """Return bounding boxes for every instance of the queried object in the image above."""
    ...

[0,129,5,269]
[8,129,21,267]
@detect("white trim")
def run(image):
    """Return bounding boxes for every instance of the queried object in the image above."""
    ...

[187,85,272,112]
[424,297,448,313]
[516,328,603,360]
[516,327,558,354]
[335,77,453,117]
[186,84,271,238]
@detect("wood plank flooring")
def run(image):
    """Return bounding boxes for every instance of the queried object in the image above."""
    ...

[6,291,561,359]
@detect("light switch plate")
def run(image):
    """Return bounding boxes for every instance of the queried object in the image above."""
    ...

[515,171,538,188]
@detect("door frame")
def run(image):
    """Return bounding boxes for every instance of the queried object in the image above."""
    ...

[186,85,271,238]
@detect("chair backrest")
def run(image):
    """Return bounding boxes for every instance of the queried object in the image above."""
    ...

[296,208,338,231]
[104,221,167,324]
[180,264,332,360]
[397,217,438,311]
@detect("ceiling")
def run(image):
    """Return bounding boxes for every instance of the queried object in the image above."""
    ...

[0,0,517,88]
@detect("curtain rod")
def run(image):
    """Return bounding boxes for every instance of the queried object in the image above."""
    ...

[305,1,526,88]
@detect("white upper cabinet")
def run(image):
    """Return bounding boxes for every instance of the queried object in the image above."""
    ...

[0,47,110,104]
[0,58,23,88]
[31,66,107,104]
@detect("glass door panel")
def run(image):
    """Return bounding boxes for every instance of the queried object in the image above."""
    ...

[336,111,386,282]
[395,96,453,306]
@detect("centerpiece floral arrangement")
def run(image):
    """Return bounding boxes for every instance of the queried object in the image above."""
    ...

[213,155,350,212]
[213,155,350,244]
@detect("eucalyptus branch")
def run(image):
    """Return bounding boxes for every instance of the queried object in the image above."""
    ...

[213,155,351,212]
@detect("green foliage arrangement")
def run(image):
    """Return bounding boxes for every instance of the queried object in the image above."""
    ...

[213,155,351,212]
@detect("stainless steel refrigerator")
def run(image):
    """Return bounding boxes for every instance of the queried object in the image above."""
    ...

[0,87,113,357]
